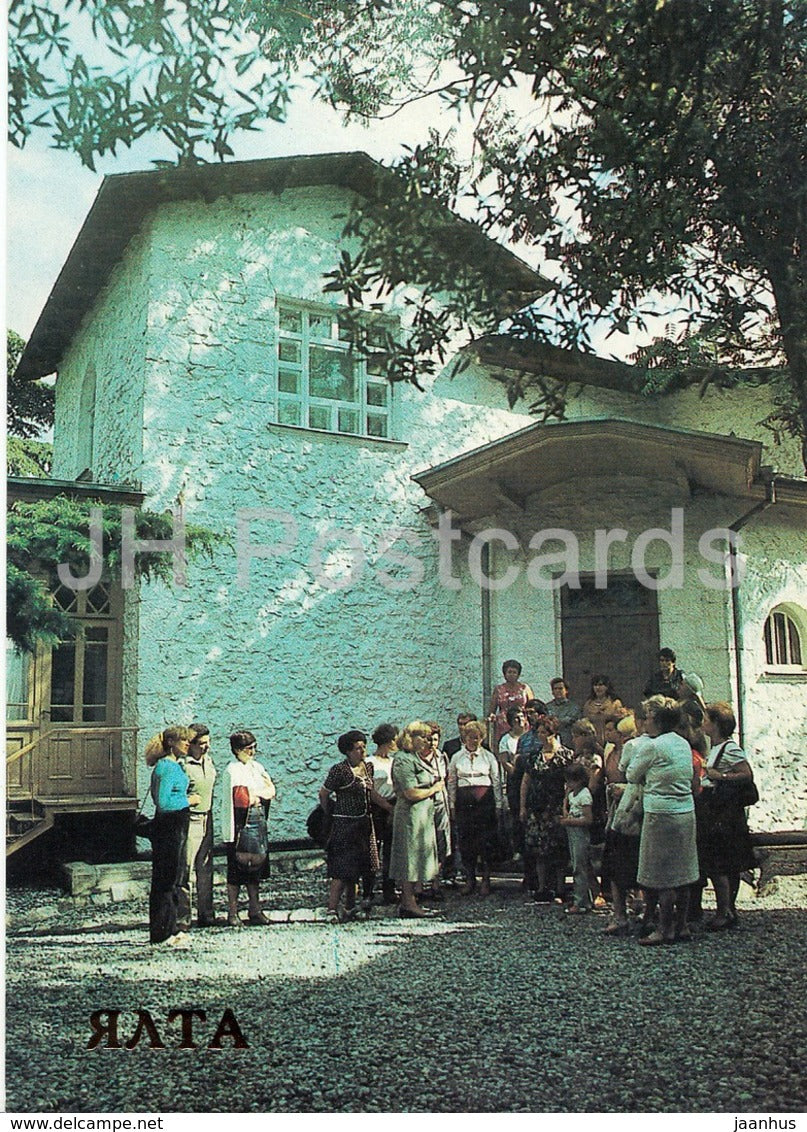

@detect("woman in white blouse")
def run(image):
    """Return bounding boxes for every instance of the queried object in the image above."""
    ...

[221,730,276,927]
[447,720,504,895]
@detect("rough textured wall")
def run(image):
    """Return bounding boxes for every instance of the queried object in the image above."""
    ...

[561,381,803,478]
[59,178,806,839]
[132,186,538,838]
[52,228,149,483]
[734,506,807,830]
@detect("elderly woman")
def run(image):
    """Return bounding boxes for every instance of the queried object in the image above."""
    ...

[448,720,504,896]
[698,702,757,931]
[390,721,446,918]
[519,716,573,901]
[222,729,276,928]
[320,730,391,923]
[627,697,700,946]
[488,660,535,752]
[144,725,199,949]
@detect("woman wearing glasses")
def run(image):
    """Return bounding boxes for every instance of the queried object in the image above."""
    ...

[221,729,276,927]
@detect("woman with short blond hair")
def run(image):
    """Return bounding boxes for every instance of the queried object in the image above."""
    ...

[448,720,504,896]
[145,725,198,948]
[390,721,445,918]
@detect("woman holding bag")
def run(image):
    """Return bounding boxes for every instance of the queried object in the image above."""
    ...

[222,729,276,927]
[145,725,200,948]
[698,702,757,931]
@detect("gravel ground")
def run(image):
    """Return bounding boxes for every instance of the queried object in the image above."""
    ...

[5,866,807,1113]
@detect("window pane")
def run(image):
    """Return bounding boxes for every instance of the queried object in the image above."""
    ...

[277,399,302,427]
[53,585,78,613]
[366,322,388,349]
[367,413,389,438]
[309,313,333,339]
[366,381,388,408]
[787,618,802,665]
[278,307,301,334]
[309,404,331,431]
[774,612,787,664]
[6,642,30,720]
[51,642,76,722]
[309,345,357,401]
[338,408,359,434]
[278,339,301,364]
[83,628,108,723]
[85,583,110,614]
[764,618,774,665]
[278,367,300,394]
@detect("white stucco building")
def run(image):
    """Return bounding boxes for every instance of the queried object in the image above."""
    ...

[9,152,807,850]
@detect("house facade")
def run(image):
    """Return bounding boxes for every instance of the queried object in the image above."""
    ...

[11,152,807,848]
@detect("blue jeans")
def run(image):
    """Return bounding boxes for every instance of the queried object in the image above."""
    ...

[566,827,592,910]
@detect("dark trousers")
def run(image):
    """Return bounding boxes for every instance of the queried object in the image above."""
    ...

[177,811,214,928]
[149,809,190,943]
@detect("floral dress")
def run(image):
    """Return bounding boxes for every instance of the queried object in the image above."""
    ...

[523,746,574,865]
[323,760,379,882]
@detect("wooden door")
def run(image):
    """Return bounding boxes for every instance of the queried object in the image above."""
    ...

[10,581,125,798]
[560,575,659,710]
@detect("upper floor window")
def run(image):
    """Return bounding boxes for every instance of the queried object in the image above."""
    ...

[273,300,394,440]
[763,605,805,668]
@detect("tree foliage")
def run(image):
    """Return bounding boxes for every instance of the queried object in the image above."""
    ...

[7,328,54,439]
[8,1,807,465]
[7,496,222,651]
[250,0,807,466]
[8,0,292,168]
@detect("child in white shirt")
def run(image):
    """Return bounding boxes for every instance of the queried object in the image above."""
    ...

[561,762,593,913]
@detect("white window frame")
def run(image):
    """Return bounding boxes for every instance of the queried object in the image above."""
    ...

[272,298,396,440]
[763,604,806,671]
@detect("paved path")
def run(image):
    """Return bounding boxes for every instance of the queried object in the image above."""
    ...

[5,873,807,1113]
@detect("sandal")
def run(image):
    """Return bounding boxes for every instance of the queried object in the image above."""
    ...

[638,931,675,946]
[603,919,629,936]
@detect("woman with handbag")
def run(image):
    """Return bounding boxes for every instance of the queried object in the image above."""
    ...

[320,730,390,923]
[602,712,647,935]
[221,729,276,927]
[145,725,200,948]
[626,697,700,946]
[698,702,757,932]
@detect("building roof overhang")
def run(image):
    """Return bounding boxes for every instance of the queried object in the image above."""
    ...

[15,151,547,382]
[7,475,145,508]
[412,419,807,526]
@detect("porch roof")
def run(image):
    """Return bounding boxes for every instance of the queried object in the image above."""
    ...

[411,419,807,524]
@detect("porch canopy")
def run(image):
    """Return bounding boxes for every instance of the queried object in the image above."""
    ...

[411,419,805,527]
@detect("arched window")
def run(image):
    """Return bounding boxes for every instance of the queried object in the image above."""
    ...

[76,364,96,478]
[763,605,805,668]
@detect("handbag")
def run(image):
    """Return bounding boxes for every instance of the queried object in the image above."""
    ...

[134,813,155,840]
[133,783,155,840]
[235,802,269,870]
[307,801,333,849]
[705,743,760,809]
[610,782,644,838]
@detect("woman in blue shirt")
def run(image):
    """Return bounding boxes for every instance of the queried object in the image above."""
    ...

[145,726,200,947]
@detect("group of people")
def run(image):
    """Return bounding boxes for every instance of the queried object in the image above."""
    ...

[144,724,275,948]
[317,649,758,944]
[142,646,757,948]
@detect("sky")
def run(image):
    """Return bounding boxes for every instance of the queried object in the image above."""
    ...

[7,60,556,343]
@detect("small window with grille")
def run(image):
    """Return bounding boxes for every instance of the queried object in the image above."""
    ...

[763,605,805,669]
[274,300,395,440]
